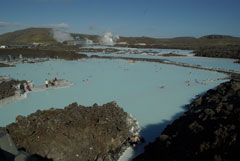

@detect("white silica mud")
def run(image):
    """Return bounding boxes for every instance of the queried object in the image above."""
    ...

[1,51,238,160]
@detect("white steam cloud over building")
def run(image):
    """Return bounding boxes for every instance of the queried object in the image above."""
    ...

[100,32,119,46]
[52,29,74,43]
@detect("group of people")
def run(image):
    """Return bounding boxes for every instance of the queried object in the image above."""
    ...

[18,77,58,95]
[45,77,57,88]
[19,80,33,95]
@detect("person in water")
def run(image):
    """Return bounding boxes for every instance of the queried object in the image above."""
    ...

[26,84,31,91]
[129,135,145,148]
[129,136,139,147]
[20,83,25,95]
[53,77,57,85]
[30,81,34,88]
[49,80,54,86]
[45,79,49,88]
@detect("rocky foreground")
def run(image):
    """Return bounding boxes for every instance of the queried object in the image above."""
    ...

[5,102,139,161]
[134,80,240,161]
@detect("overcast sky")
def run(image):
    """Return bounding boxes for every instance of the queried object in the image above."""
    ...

[0,0,240,38]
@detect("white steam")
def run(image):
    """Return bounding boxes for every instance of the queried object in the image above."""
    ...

[85,38,93,45]
[100,32,119,46]
[52,29,74,43]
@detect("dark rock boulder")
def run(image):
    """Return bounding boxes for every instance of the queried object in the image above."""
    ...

[134,80,240,161]
[0,79,26,99]
[5,101,139,161]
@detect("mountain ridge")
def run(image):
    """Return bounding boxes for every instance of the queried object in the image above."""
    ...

[0,28,56,44]
[0,28,239,50]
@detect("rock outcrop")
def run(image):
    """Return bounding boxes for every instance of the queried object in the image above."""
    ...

[134,80,240,161]
[5,101,139,161]
[194,45,240,60]
[0,63,15,67]
[235,60,240,64]
[0,79,26,99]
[0,48,88,60]
[0,128,52,161]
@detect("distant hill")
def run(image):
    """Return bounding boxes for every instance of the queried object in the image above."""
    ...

[119,35,240,50]
[0,28,239,59]
[172,37,197,40]
[200,34,239,40]
[0,28,56,45]
[0,28,101,45]
[0,28,239,50]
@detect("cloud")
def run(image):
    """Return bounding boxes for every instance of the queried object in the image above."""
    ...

[0,21,26,27]
[42,23,70,29]
[0,21,70,30]
[0,22,9,27]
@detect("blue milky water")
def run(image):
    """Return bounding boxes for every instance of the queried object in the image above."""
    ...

[0,56,234,161]
[0,57,227,128]
[81,48,240,71]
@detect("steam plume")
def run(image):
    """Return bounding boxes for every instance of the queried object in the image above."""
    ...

[100,32,119,46]
[52,29,74,43]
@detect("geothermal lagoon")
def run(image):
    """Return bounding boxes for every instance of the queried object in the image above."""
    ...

[0,48,239,160]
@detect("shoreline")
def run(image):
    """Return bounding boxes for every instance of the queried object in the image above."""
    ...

[134,80,240,161]
[89,55,240,79]
[0,79,73,107]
